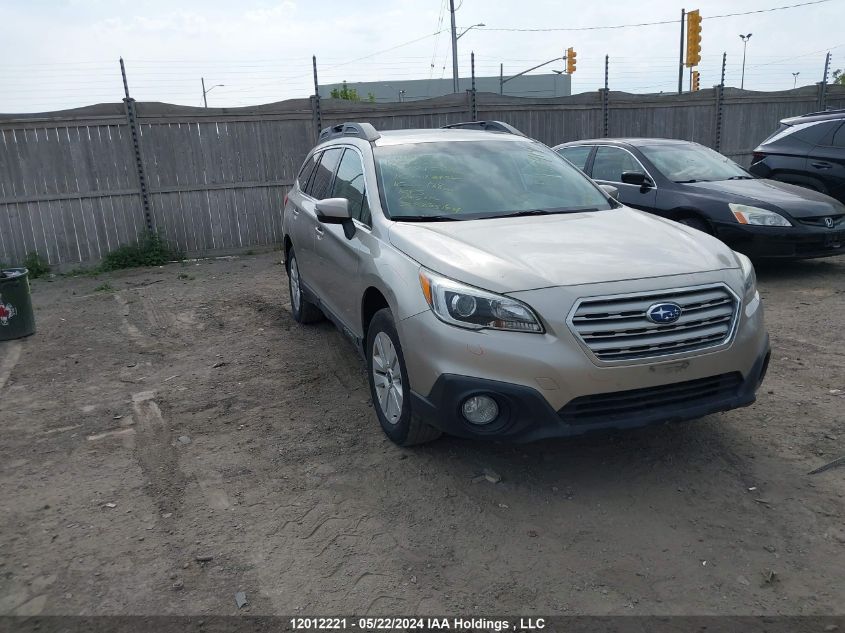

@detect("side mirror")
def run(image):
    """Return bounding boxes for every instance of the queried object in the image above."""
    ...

[599,184,620,200]
[315,198,355,239]
[621,171,647,186]
[315,198,351,222]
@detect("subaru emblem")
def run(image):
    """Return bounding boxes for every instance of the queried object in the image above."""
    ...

[824,217,834,228]
[646,302,682,324]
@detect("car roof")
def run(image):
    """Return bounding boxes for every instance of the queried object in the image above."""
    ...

[556,138,696,149]
[781,109,845,126]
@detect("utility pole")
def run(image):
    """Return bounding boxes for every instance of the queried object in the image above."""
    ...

[449,0,459,93]
[739,33,752,89]
[678,8,685,94]
[201,77,224,108]
[792,72,800,88]
[500,63,503,95]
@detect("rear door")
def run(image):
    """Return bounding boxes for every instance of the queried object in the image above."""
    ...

[313,147,374,331]
[590,145,658,211]
[288,151,321,288]
[809,122,845,203]
[294,147,343,297]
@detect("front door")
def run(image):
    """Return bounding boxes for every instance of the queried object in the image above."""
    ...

[590,145,658,211]
[313,148,373,331]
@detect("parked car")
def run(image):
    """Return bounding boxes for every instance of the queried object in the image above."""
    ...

[749,109,845,204]
[283,121,770,446]
[554,138,845,259]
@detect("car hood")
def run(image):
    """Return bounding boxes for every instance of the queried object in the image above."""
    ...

[688,178,845,218]
[387,208,738,293]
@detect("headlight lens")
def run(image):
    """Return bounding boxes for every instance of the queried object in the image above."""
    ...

[729,203,791,227]
[735,251,757,297]
[418,269,543,333]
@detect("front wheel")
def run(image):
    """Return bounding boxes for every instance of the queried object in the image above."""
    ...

[366,309,441,446]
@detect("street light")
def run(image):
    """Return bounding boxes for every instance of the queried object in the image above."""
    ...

[201,77,224,108]
[457,23,485,40]
[739,33,752,90]
[792,71,800,88]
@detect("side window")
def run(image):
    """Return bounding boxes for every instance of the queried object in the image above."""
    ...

[331,149,370,224]
[557,146,592,172]
[298,153,319,193]
[830,123,845,148]
[308,148,343,200]
[591,146,643,183]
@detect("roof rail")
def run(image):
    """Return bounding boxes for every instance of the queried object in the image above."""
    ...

[318,122,381,144]
[441,120,526,136]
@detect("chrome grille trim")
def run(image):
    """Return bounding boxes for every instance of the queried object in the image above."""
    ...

[567,283,740,363]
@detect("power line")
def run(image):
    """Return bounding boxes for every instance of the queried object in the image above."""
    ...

[478,0,835,32]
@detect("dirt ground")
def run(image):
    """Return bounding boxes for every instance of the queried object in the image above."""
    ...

[1,251,843,617]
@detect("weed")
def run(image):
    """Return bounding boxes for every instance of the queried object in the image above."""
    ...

[23,252,51,278]
[177,273,195,281]
[94,283,114,292]
[100,233,183,272]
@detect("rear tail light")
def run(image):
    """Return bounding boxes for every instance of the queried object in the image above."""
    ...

[283,194,288,206]
[751,152,765,164]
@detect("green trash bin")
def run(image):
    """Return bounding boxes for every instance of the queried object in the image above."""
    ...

[0,268,36,341]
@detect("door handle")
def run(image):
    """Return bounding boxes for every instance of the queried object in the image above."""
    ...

[314,226,324,236]
[811,161,832,169]
[292,208,300,216]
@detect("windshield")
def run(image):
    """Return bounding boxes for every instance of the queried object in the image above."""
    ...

[640,143,749,183]
[374,139,613,220]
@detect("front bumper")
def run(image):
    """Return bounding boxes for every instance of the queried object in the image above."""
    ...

[714,221,845,259]
[399,271,769,442]
[410,343,770,442]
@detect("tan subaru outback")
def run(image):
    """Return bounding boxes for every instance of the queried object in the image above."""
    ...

[282,121,770,446]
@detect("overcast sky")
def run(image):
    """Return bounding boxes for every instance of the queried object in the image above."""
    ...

[1,0,843,112]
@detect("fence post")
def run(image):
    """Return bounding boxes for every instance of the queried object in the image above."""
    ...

[311,55,322,142]
[601,55,609,137]
[469,51,478,121]
[120,57,154,235]
[714,52,726,153]
[818,51,831,110]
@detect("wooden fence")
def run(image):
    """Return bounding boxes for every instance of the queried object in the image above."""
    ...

[1,85,843,268]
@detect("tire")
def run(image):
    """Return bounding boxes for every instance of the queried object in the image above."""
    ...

[287,249,323,324]
[676,215,712,234]
[366,308,441,446]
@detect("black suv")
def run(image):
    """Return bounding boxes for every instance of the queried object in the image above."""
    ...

[749,109,845,204]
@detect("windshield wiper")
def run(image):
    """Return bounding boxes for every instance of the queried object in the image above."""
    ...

[490,208,600,219]
[674,179,710,184]
[391,214,463,222]
[724,175,753,180]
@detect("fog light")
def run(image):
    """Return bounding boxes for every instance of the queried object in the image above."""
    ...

[461,395,499,425]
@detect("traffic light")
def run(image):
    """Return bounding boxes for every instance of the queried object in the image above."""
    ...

[692,70,700,91]
[686,9,702,67]
[566,47,577,74]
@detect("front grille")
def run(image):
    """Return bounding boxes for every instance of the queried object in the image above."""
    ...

[569,284,739,362]
[559,372,743,425]
[796,214,844,228]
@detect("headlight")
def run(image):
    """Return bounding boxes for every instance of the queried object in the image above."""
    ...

[729,203,791,227]
[735,251,757,298]
[418,269,543,333]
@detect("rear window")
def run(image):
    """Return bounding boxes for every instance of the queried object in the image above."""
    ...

[374,139,612,219]
[308,148,343,199]
[556,145,592,171]
[762,120,839,146]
